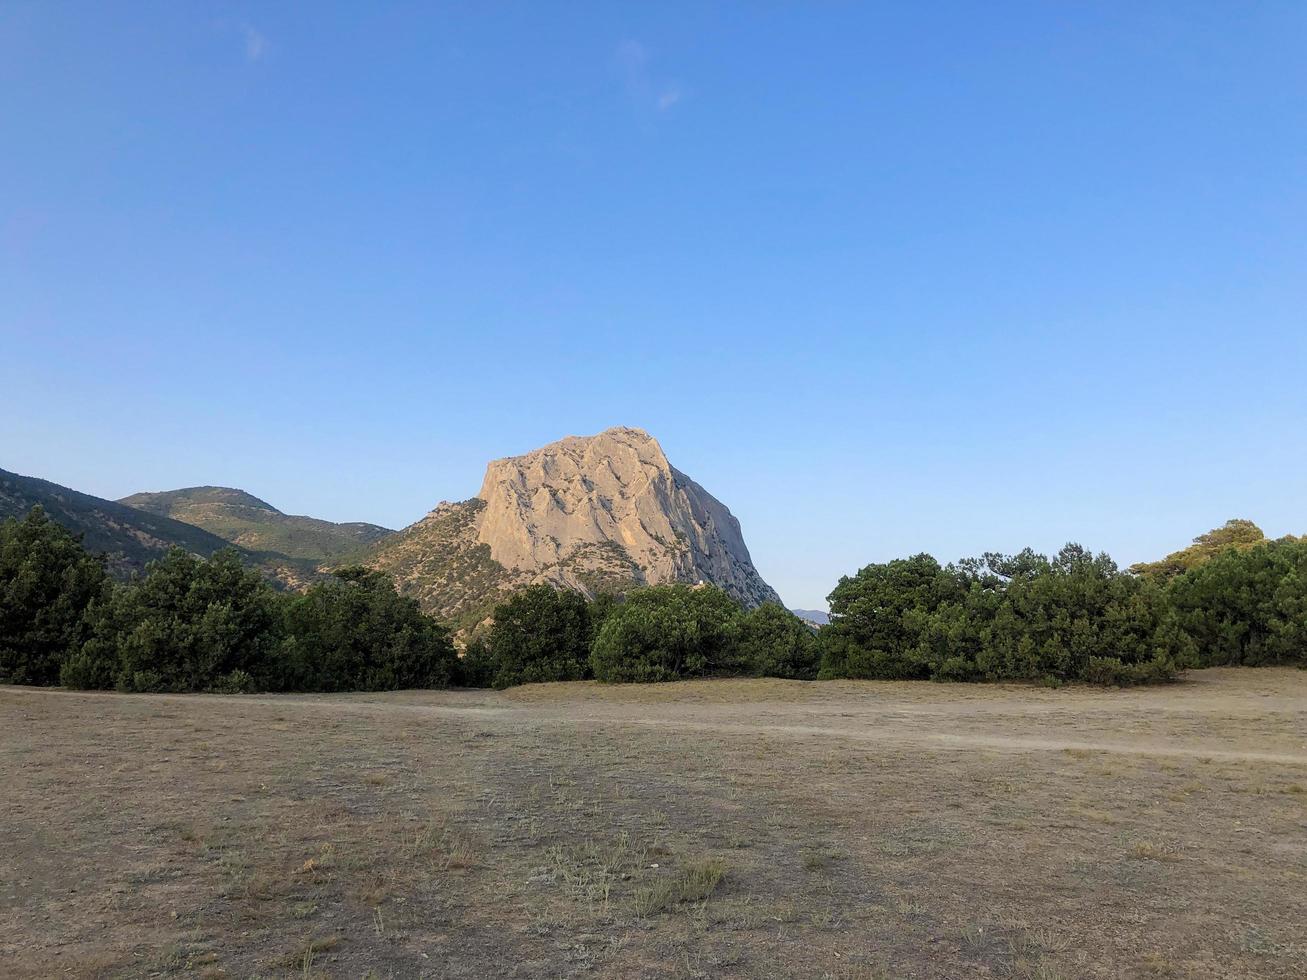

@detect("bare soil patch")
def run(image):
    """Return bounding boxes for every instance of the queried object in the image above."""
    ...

[3,668,1306,978]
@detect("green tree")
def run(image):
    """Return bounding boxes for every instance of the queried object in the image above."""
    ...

[737,603,819,679]
[817,554,969,680]
[590,584,745,683]
[457,631,496,688]
[480,584,593,689]
[975,545,1173,684]
[818,545,1176,685]
[65,547,283,692]
[1163,538,1307,667]
[0,506,109,685]
[280,567,458,691]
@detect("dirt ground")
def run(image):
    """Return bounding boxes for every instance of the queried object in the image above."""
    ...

[2,668,1305,979]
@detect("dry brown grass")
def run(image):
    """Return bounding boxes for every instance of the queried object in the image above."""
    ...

[2,667,1306,978]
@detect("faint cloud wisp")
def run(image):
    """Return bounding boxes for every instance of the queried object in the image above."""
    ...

[615,39,684,113]
[657,87,682,111]
[242,24,268,62]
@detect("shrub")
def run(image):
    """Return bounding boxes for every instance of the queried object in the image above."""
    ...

[480,585,593,689]
[66,548,282,692]
[279,567,458,691]
[1162,538,1307,667]
[590,584,745,683]
[58,643,118,690]
[737,603,819,679]
[974,545,1172,683]
[214,669,257,694]
[819,545,1176,685]
[819,554,968,679]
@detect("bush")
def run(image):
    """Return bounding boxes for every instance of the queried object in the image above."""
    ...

[478,585,594,689]
[1162,538,1307,667]
[0,506,109,685]
[818,545,1176,685]
[457,631,496,688]
[58,644,118,690]
[60,552,458,693]
[819,554,968,678]
[974,545,1172,683]
[737,603,819,679]
[279,567,458,691]
[590,584,744,683]
[1083,655,1175,687]
[68,548,283,692]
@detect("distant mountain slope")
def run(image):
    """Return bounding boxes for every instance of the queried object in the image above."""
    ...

[0,467,243,577]
[791,609,830,626]
[119,486,392,565]
[364,427,782,627]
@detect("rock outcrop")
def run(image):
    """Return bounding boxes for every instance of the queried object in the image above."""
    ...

[365,427,781,625]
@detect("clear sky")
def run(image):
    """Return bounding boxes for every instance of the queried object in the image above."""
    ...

[3,3,1305,609]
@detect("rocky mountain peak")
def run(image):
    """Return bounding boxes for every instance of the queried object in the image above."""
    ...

[365,427,781,625]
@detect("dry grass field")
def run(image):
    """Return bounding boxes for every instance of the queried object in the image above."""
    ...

[3,669,1306,979]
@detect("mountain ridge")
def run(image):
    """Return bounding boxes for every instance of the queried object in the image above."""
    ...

[791,608,830,626]
[1,467,252,577]
[119,485,392,566]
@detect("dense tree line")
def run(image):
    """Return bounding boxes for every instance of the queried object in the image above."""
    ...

[466,534,1304,688]
[817,546,1178,685]
[817,535,1307,684]
[2,507,458,692]
[2,506,1304,692]
[465,583,819,688]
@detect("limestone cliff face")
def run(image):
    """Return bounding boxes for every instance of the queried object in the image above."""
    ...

[475,427,780,605]
[365,427,781,624]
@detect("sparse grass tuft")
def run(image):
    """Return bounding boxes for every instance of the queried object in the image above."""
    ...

[277,934,341,972]
[802,848,843,872]
[1127,841,1183,862]
[633,858,727,916]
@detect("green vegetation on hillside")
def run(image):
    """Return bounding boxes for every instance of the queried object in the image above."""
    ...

[120,486,392,566]
[363,498,514,629]
[3,507,456,693]
[1,468,242,577]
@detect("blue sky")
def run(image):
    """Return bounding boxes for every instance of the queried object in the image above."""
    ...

[3,3,1305,609]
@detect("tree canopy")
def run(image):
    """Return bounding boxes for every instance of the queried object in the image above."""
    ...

[818,545,1177,685]
[279,567,458,691]
[479,584,594,688]
[590,584,746,683]
[1129,519,1269,580]
[0,506,108,685]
